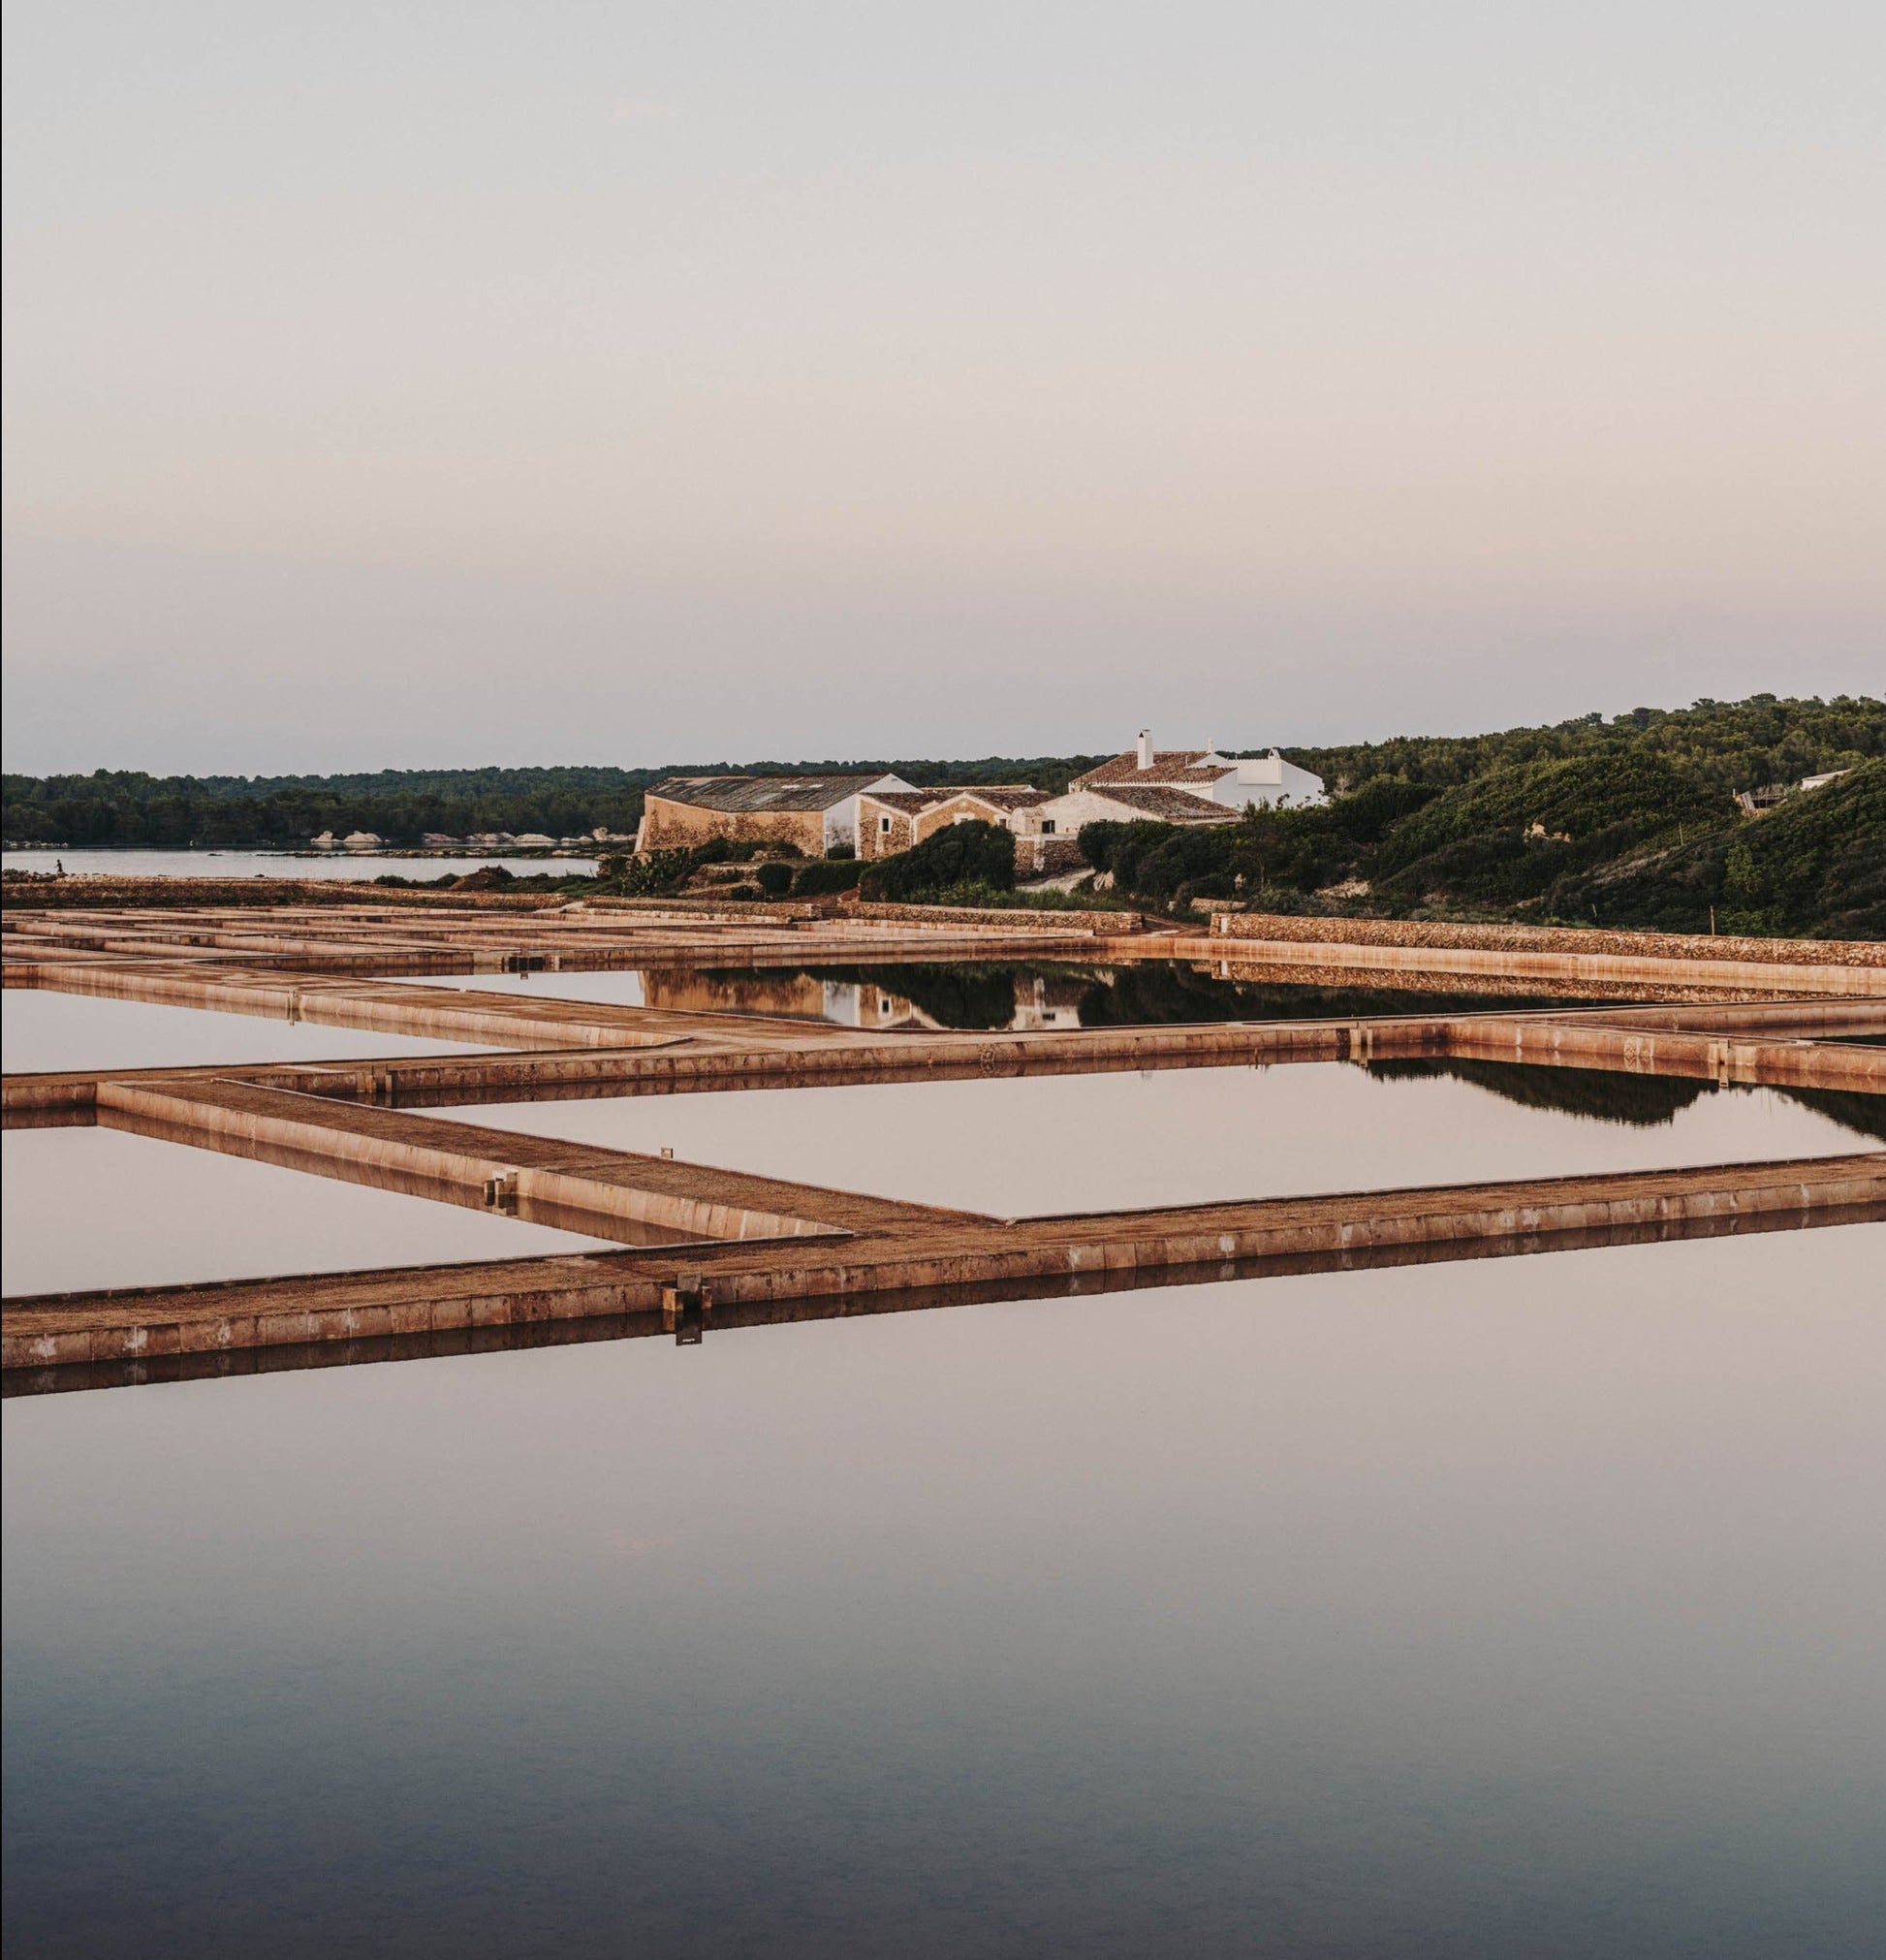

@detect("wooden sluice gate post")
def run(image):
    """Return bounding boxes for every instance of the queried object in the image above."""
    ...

[3,892,1883,1386]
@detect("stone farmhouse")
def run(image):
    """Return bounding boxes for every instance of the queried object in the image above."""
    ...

[635,774,918,856]
[637,774,1059,864]
[856,785,1051,862]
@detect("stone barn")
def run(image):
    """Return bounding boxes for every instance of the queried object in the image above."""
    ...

[635,774,917,856]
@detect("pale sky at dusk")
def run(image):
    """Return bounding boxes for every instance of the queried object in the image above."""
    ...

[4,1,1881,775]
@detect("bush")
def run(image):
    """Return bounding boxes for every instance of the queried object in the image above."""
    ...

[792,859,864,896]
[755,860,795,895]
[860,820,1016,901]
[612,849,688,896]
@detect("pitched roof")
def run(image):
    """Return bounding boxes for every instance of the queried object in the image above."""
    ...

[1072,750,1233,789]
[923,785,1050,809]
[647,774,891,813]
[860,785,1049,814]
[1080,784,1240,823]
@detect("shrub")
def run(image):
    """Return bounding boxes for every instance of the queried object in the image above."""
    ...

[792,859,864,896]
[613,846,703,896]
[755,860,795,895]
[860,820,1016,901]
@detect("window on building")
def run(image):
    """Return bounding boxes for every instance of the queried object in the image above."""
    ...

[1042,819,1056,835]
[880,815,892,834]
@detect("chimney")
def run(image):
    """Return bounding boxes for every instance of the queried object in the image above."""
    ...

[1137,730,1153,771]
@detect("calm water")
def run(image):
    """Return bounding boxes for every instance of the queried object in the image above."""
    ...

[6,1227,1884,1958]
[429,1064,1866,1217]
[1,1127,614,1295]
[3,850,597,880]
[399,964,1598,1030]
[2,989,504,1076]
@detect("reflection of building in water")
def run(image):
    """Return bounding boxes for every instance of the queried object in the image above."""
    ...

[823,970,1091,1031]
[641,970,831,1020]
[821,981,921,1028]
[1008,973,1085,1030]
[644,965,1094,1031]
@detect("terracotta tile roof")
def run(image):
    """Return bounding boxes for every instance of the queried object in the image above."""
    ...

[1084,785,1239,823]
[647,774,889,813]
[1072,750,1233,788]
[862,785,1049,814]
[922,786,1051,809]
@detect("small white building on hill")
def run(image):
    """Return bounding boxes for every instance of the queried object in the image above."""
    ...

[1026,733,1327,851]
[1071,734,1326,810]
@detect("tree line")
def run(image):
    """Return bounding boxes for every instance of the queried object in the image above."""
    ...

[1,755,1111,849]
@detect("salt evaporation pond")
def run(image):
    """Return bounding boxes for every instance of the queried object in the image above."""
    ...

[429,1062,1867,1217]
[5,1225,1883,1958]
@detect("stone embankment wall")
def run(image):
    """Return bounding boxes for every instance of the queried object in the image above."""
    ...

[1211,912,1885,968]
[840,899,1144,933]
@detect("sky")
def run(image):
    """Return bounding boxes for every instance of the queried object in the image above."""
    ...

[3,1,1881,776]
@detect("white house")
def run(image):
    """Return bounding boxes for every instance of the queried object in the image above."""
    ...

[1068,734,1326,810]
[1027,732,1327,844]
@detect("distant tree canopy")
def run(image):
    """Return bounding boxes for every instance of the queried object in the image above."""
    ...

[1289,693,1883,795]
[0,756,1112,849]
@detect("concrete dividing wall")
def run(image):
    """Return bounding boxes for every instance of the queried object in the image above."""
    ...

[95,1079,860,1245]
[9,1152,1883,1374]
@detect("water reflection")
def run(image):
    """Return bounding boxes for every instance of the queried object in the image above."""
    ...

[426,1064,1863,1219]
[669,962,1588,1030]
[1368,1058,1886,1137]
